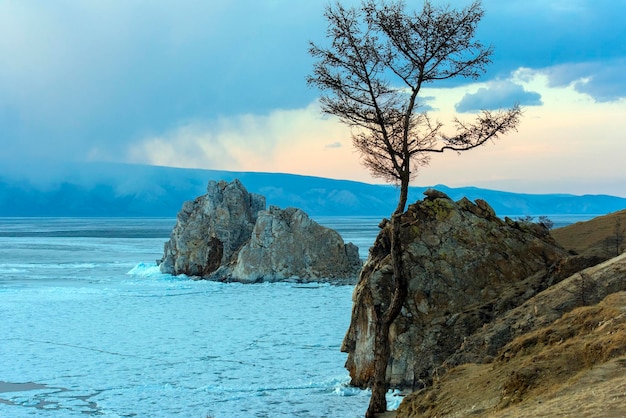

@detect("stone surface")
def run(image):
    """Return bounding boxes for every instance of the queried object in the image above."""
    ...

[158,179,361,283]
[341,189,569,389]
[230,206,361,283]
[159,179,265,276]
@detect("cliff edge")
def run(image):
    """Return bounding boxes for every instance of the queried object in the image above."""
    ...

[345,190,625,417]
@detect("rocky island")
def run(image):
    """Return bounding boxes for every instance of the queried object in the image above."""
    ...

[158,179,362,283]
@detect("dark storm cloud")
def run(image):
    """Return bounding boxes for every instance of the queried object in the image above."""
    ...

[0,0,624,173]
[0,1,329,164]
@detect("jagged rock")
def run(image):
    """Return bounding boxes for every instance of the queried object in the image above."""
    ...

[423,188,451,201]
[229,206,361,283]
[159,179,361,283]
[159,179,265,276]
[341,190,569,389]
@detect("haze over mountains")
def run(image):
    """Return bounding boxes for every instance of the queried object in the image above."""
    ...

[1,162,625,218]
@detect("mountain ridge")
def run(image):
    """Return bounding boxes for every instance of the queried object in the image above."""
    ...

[1,162,625,217]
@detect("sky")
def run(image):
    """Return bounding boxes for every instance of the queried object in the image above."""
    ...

[1,0,625,197]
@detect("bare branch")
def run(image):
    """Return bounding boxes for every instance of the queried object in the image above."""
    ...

[427,105,522,154]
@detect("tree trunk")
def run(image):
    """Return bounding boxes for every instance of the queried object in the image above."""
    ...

[394,172,409,215]
[366,318,392,417]
[365,212,408,417]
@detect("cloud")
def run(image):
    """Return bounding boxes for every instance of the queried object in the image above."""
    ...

[473,0,626,86]
[0,0,328,163]
[125,109,293,171]
[419,96,437,112]
[124,102,361,179]
[125,123,238,170]
[1,0,624,198]
[325,142,342,149]
[455,81,542,113]
[544,59,626,102]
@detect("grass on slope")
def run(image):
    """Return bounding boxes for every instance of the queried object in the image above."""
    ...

[395,291,626,418]
[551,209,626,257]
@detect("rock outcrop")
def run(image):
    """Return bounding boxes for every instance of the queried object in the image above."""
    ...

[342,190,569,389]
[159,179,265,277]
[231,206,361,282]
[158,179,361,283]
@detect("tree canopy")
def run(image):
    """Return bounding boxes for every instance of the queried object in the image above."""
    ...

[308,0,521,214]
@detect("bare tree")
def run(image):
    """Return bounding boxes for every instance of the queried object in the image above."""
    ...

[605,217,625,257]
[615,218,625,256]
[308,1,521,416]
[538,215,554,230]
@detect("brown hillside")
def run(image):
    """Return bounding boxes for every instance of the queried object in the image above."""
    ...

[394,254,626,418]
[396,292,626,418]
[551,209,626,257]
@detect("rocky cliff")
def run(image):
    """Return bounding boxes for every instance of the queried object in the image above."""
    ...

[158,179,361,283]
[342,190,570,389]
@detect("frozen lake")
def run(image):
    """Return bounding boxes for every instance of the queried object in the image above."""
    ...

[0,213,592,417]
[0,217,384,417]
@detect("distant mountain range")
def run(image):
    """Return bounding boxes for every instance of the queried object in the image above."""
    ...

[1,162,625,218]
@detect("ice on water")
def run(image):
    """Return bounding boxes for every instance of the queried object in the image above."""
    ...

[0,217,384,417]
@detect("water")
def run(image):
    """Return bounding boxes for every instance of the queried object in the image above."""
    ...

[0,213,590,417]
[502,214,602,230]
[0,217,386,417]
